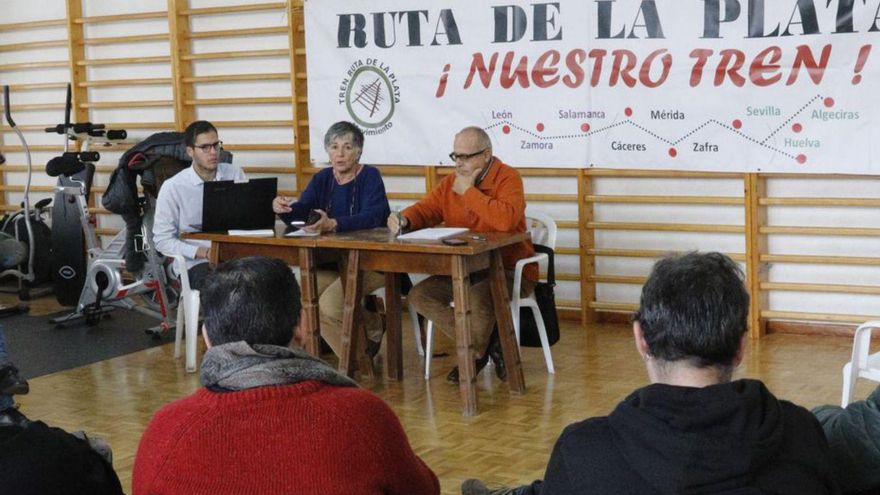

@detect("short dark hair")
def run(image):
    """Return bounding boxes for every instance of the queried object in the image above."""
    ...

[323,121,364,151]
[200,256,302,347]
[634,252,749,369]
[184,120,218,148]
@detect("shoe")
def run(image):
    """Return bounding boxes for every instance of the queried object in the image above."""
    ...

[446,352,490,384]
[0,407,30,428]
[486,330,507,382]
[461,479,521,495]
[365,339,381,359]
[0,366,28,396]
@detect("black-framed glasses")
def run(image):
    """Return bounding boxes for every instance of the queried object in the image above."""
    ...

[448,148,487,162]
[194,141,223,153]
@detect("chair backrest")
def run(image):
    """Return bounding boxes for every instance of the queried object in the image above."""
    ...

[524,208,557,250]
[524,208,557,280]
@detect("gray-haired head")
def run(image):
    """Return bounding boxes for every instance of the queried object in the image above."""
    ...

[456,126,492,152]
[323,121,364,153]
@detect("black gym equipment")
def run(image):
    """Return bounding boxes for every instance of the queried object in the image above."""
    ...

[45,84,175,332]
[0,85,53,313]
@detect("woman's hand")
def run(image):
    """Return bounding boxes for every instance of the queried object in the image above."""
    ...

[272,196,293,214]
[303,209,337,233]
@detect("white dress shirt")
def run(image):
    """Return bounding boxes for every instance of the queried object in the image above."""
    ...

[152,163,246,269]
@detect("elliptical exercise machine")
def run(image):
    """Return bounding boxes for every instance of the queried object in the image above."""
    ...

[0,85,53,313]
[45,84,176,332]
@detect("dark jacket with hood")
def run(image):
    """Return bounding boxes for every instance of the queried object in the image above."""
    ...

[539,379,839,495]
[813,385,880,494]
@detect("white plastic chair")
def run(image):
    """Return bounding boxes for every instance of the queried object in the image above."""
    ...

[171,254,200,373]
[511,208,556,374]
[423,209,557,379]
[841,320,880,406]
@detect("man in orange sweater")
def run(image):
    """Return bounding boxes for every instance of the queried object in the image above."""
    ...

[132,256,439,495]
[388,126,536,383]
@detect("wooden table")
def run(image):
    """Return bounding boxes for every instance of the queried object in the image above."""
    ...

[186,226,528,416]
[185,225,322,355]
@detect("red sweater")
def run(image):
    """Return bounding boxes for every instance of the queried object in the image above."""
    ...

[403,158,537,281]
[133,381,439,495]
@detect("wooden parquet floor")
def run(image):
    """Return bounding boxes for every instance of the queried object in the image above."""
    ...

[9,294,873,494]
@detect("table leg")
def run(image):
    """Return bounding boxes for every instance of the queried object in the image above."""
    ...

[452,255,478,416]
[490,249,525,394]
[299,247,320,356]
[339,250,364,378]
[208,242,220,266]
[384,272,403,381]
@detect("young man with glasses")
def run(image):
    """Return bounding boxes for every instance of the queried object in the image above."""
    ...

[387,126,536,384]
[153,120,246,289]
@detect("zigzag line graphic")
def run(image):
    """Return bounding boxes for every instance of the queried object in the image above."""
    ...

[484,94,830,162]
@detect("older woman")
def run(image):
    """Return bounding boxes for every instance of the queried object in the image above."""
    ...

[273,121,390,359]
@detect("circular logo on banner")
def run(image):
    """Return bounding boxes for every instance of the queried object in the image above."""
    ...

[339,59,400,135]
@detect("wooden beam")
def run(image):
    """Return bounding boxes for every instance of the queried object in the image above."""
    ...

[73,11,168,24]
[168,0,195,131]
[587,221,743,234]
[288,0,309,195]
[181,2,287,16]
[745,174,768,339]
[189,26,288,39]
[0,19,66,31]
[69,2,135,235]
[579,169,597,325]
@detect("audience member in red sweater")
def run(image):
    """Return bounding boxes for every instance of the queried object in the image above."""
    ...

[132,256,439,495]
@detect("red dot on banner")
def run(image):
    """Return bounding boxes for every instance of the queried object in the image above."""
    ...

[502,125,510,134]
[796,154,807,164]
[792,123,802,133]
[824,97,835,107]
[581,123,590,132]
[668,147,677,158]
[536,123,545,132]
[732,119,742,130]
[624,107,633,117]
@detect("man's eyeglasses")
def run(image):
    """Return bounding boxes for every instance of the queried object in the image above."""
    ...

[448,149,487,162]
[194,141,223,153]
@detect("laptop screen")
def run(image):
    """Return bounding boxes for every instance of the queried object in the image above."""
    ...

[201,177,277,232]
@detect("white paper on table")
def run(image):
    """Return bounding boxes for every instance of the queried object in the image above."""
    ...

[228,229,275,237]
[284,229,320,237]
[396,227,468,241]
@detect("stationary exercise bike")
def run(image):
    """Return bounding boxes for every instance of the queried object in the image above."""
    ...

[46,84,177,332]
[0,85,53,313]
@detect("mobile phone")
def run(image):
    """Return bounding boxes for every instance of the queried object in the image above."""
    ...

[305,210,322,226]
[442,238,468,246]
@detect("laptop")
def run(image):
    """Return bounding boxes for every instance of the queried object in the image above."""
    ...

[202,177,277,232]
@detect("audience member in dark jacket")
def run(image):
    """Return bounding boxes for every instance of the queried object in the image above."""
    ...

[0,419,123,495]
[813,385,880,494]
[463,252,839,495]
[0,327,122,494]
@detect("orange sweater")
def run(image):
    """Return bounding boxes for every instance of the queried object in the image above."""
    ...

[403,157,537,281]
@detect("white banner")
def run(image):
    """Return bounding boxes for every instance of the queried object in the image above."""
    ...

[305,0,879,173]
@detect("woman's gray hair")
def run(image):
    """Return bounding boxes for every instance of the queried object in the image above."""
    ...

[323,121,364,152]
